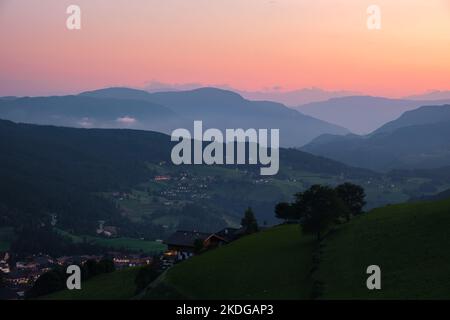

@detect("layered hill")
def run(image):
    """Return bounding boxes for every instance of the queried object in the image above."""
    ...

[0,87,350,148]
[0,95,185,134]
[83,87,350,147]
[0,119,374,238]
[302,105,450,171]
[373,105,450,134]
[296,96,450,134]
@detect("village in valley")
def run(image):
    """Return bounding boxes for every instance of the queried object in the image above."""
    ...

[0,169,443,299]
[0,221,249,299]
[0,168,256,299]
[0,250,154,299]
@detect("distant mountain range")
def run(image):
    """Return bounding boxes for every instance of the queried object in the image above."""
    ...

[302,105,450,172]
[404,90,450,101]
[143,82,359,106]
[373,105,450,134]
[3,87,450,171]
[296,96,450,134]
[236,88,358,106]
[0,87,349,147]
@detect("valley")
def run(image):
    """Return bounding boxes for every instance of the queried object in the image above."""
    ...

[2,88,450,301]
[1,117,449,248]
[3,0,450,304]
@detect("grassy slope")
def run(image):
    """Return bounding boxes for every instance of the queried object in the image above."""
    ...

[318,198,450,299]
[43,267,140,300]
[145,198,450,300]
[146,225,315,299]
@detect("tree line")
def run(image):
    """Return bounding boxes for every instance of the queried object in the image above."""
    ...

[275,182,366,241]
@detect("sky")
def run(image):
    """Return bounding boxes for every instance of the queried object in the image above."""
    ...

[1,0,450,97]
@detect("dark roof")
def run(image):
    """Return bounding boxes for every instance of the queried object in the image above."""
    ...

[216,227,243,241]
[164,231,211,248]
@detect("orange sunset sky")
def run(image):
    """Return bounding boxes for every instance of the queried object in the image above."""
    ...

[0,0,450,97]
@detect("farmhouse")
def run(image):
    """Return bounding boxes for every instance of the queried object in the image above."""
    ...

[164,230,230,261]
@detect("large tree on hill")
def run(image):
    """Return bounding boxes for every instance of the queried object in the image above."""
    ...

[241,207,259,234]
[335,182,366,221]
[295,185,346,241]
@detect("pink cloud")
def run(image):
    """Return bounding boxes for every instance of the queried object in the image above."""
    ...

[116,116,137,124]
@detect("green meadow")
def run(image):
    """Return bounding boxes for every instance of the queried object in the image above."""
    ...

[318,198,450,299]
[145,225,315,299]
[145,197,450,299]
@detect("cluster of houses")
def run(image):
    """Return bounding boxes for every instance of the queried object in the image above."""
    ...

[0,251,153,300]
[154,173,213,202]
[0,221,251,299]
[0,253,55,299]
[111,253,153,269]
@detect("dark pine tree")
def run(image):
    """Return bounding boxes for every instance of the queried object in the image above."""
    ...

[241,207,259,234]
